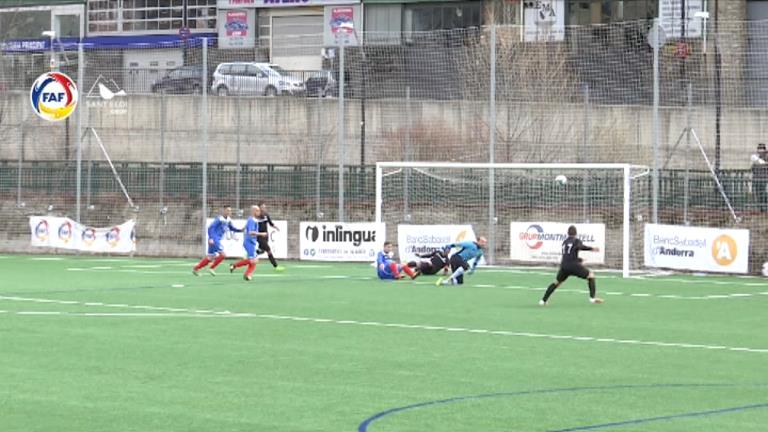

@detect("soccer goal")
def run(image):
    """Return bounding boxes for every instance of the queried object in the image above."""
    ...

[375,162,651,277]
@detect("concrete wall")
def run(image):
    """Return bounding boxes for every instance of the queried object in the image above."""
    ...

[2,92,767,169]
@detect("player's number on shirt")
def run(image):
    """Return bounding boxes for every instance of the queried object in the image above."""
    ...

[563,244,573,255]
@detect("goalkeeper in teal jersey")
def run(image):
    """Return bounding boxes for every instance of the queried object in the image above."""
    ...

[436,237,487,286]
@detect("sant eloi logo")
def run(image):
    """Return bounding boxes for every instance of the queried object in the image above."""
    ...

[712,234,738,266]
[58,221,73,243]
[304,224,376,247]
[519,224,594,250]
[35,220,49,241]
[106,227,121,247]
[30,72,78,122]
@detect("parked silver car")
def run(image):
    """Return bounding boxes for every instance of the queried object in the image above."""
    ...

[210,62,305,96]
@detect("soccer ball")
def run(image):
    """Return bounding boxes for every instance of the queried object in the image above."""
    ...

[762,262,768,277]
[555,175,568,185]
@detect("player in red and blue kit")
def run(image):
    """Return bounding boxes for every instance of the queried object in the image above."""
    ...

[193,205,243,276]
[230,205,267,281]
[377,242,416,280]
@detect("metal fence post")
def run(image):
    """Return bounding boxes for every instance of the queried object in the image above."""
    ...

[235,99,241,212]
[338,45,345,222]
[488,24,497,265]
[160,90,166,215]
[75,43,84,223]
[17,95,25,207]
[684,82,692,224]
[201,38,209,251]
[652,18,661,224]
[404,85,411,221]
[582,83,590,222]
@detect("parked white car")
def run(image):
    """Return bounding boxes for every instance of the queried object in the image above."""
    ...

[210,62,305,96]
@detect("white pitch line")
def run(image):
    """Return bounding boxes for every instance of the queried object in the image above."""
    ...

[1,295,767,354]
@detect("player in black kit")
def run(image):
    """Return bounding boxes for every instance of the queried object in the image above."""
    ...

[540,225,603,305]
[406,249,449,278]
[255,201,284,272]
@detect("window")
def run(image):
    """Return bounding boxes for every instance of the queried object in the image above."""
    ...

[89,0,217,33]
[0,10,51,40]
[404,2,483,32]
[230,64,247,76]
[218,64,232,75]
[53,14,81,38]
[567,0,657,25]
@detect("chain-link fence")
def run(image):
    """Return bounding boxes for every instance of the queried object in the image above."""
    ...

[1,21,768,270]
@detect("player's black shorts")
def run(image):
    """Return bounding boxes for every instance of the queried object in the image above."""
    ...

[556,262,590,282]
[257,236,271,253]
[449,254,469,272]
[418,262,440,275]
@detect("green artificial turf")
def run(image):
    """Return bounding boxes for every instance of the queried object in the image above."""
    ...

[0,254,766,431]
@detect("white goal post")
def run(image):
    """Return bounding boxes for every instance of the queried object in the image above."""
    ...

[375,162,650,278]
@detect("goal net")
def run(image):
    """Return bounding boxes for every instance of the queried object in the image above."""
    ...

[376,162,651,277]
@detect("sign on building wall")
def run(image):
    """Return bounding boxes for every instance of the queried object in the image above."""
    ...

[218,0,359,8]
[524,0,565,42]
[659,0,704,38]
[323,4,361,46]
[218,8,256,48]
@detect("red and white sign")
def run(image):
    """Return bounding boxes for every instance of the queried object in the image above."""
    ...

[510,222,605,264]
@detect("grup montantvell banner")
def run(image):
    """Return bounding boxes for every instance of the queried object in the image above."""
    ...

[510,222,605,264]
[644,224,749,274]
[205,218,287,259]
[30,216,136,253]
[300,222,384,261]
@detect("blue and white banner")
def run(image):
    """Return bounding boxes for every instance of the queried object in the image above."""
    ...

[300,222,384,261]
[30,216,136,253]
[644,224,749,274]
[397,225,477,263]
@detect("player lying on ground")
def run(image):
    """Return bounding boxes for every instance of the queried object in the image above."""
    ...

[230,205,268,281]
[436,237,487,286]
[377,242,416,280]
[256,201,284,272]
[193,205,243,276]
[540,225,604,305]
[406,249,449,279]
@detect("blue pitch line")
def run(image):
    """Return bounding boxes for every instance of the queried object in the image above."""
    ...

[549,402,768,431]
[357,383,766,432]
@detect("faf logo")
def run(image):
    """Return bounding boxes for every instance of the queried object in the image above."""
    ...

[35,220,49,241]
[106,227,121,248]
[712,234,738,266]
[58,221,73,244]
[30,72,78,121]
[82,228,97,246]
